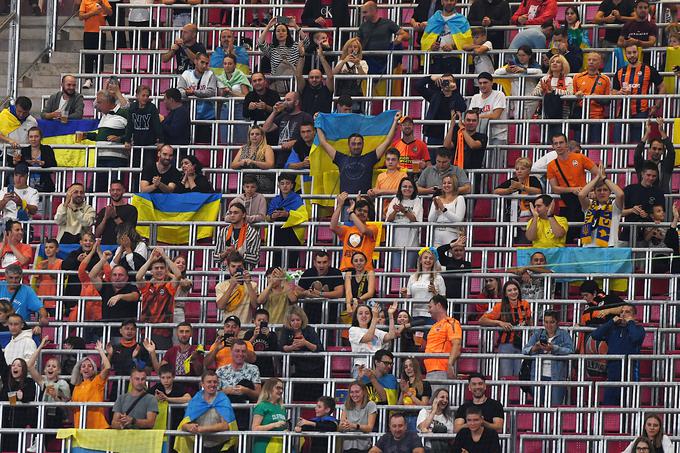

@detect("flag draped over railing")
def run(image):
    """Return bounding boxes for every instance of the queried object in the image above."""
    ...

[37,118,100,167]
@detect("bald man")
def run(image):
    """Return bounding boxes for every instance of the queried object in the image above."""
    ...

[358,1,409,73]
[262,91,314,167]
[162,23,207,74]
[42,75,85,120]
[295,45,334,115]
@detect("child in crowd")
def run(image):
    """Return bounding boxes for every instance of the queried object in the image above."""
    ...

[34,239,62,317]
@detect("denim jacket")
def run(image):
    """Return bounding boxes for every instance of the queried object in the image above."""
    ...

[522,328,574,381]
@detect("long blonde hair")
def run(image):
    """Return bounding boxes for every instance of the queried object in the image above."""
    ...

[70,357,99,386]
[548,54,570,79]
[258,377,284,406]
[340,38,364,60]
[414,248,442,284]
[344,380,368,411]
[245,125,269,162]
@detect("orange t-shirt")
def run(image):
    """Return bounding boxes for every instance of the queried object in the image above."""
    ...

[72,374,109,429]
[80,0,111,33]
[339,224,379,271]
[35,259,63,309]
[572,72,611,119]
[424,317,462,373]
[0,241,34,271]
[392,138,430,170]
[208,340,255,369]
[546,153,595,206]
[375,170,407,192]
[481,299,532,345]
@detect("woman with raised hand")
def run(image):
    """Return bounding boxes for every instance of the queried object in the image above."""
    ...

[400,247,446,322]
[348,302,398,376]
[258,17,309,95]
[70,340,111,428]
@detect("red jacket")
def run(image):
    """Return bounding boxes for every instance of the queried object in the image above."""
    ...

[511,0,557,25]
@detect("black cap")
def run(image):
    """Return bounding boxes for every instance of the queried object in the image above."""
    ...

[224,315,241,327]
[477,72,493,81]
[121,319,137,328]
[337,94,353,107]
[13,163,29,175]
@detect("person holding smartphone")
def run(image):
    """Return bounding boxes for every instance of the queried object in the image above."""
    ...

[521,309,574,406]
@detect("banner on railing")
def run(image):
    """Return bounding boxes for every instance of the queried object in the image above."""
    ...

[131,192,221,244]
[37,119,100,167]
[310,110,397,206]
[56,428,164,453]
[516,247,633,279]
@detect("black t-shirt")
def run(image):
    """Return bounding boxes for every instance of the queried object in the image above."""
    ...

[243,89,281,145]
[358,17,400,51]
[623,183,665,221]
[175,42,207,74]
[111,341,152,375]
[495,176,543,192]
[334,150,379,194]
[298,266,344,324]
[455,398,505,425]
[274,111,314,147]
[436,248,472,300]
[141,163,183,194]
[300,84,333,116]
[621,19,658,43]
[243,329,279,377]
[449,126,488,170]
[95,204,139,245]
[148,382,186,430]
[375,431,423,453]
[100,283,140,321]
[292,139,311,162]
[452,427,501,453]
[598,0,635,42]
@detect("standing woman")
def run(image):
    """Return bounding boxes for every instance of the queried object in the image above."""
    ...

[15,127,57,193]
[231,126,275,193]
[622,414,673,453]
[521,310,574,406]
[348,303,397,375]
[532,55,573,139]
[217,53,252,144]
[0,358,37,451]
[258,18,309,95]
[479,280,532,378]
[344,251,376,315]
[338,381,377,453]
[428,174,466,248]
[333,38,369,112]
[399,357,431,431]
[70,340,111,428]
[561,7,590,50]
[178,155,215,193]
[251,378,288,453]
[400,247,446,322]
[493,46,543,119]
[386,176,423,271]
[79,0,112,89]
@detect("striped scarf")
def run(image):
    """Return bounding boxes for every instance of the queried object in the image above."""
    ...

[581,200,613,247]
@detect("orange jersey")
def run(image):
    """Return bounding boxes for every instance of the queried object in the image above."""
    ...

[424,317,462,373]
[80,0,111,33]
[573,72,611,119]
[35,259,63,309]
[481,299,532,344]
[613,63,663,115]
[339,224,379,271]
[392,138,430,170]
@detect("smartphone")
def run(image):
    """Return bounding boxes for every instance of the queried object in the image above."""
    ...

[261,321,268,328]
[276,15,288,25]
[223,332,235,345]
[539,339,548,345]
[674,65,680,72]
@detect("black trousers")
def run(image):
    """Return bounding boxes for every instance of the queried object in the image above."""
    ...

[106,1,127,48]
[84,31,106,74]
[272,225,301,268]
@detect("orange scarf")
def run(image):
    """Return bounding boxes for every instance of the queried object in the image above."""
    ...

[519,176,531,211]
[225,223,249,249]
[453,128,465,168]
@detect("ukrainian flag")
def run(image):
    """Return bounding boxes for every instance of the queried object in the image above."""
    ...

[282,199,309,244]
[665,46,680,95]
[0,107,21,137]
[56,429,165,453]
[420,11,472,53]
[37,118,100,167]
[131,193,221,244]
[174,391,239,453]
[310,110,397,207]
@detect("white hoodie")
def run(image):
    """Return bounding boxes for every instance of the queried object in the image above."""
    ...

[4,329,36,363]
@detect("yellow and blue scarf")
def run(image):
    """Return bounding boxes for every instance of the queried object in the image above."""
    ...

[581,200,613,247]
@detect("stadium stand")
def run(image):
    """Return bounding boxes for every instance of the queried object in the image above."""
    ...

[0,0,678,451]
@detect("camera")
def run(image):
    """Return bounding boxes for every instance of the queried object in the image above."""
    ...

[261,321,268,328]
[432,187,442,197]
[441,79,450,88]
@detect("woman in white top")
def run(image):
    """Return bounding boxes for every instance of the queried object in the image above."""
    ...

[417,388,455,451]
[400,247,446,319]
[348,302,397,376]
[386,177,423,271]
[333,38,368,113]
[532,54,573,138]
[622,414,674,453]
[428,174,466,248]
[494,45,543,119]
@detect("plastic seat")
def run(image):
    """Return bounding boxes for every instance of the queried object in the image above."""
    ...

[328,346,352,378]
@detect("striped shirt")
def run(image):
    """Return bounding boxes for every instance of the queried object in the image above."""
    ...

[258,36,310,76]
[613,63,663,115]
[214,223,261,270]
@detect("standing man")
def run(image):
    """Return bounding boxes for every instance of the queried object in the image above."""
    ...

[423,295,462,391]
[453,373,505,432]
[617,0,657,49]
[111,368,158,430]
[612,44,665,143]
[135,248,182,349]
[358,1,409,74]
[214,203,261,271]
[160,88,191,146]
[205,315,257,369]
[243,72,281,146]
[266,174,305,268]
[443,110,488,172]
[469,72,507,146]
[89,258,140,322]
[140,145,182,194]
[162,23,206,74]
[55,183,96,244]
[622,161,665,244]
[594,0,635,49]
[392,116,430,172]
[423,0,471,74]
[94,179,138,244]
[467,0,511,50]
[633,118,675,194]
[572,52,612,144]
[41,75,85,120]
[177,52,218,144]
[591,303,645,405]
[416,74,467,149]
[262,92,314,168]
[296,47,334,115]
[316,111,402,195]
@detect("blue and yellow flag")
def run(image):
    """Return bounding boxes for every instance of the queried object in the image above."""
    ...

[310,110,397,206]
[664,46,680,95]
[57,428,165,453]
[0,107,21,137]
[421,11,472,52]
[37,118,100,167]
[131,193,221,244]
[282,200,309,244]
[174,391,238,453]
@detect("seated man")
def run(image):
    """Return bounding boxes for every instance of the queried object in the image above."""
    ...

[358,349,398,405]
[41,75,84,121]
[417,149,471,195]
[526,194,568,248]
[0,96,38,148]
[367,148,406,200]
[111,368,158,430]
[0,163,39,221]
[205,315,256,369]
[513,251,553,300]
[0,265,48,327]
[243,308,278,377]
[633,117,675,194]
[140,145,182,194]
[369,412,424,453]
[215,252,258,323]
[216,339,262,429]
[296,251,344,324]
[229,175,267,223]
[107,320,152,376]
[54,183,96,244]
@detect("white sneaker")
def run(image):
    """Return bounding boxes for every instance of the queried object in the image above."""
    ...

[27,439,37,453]
[82,79,92,89]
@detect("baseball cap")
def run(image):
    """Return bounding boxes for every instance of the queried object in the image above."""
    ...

[13,163,29,175]
[224,315,241,327]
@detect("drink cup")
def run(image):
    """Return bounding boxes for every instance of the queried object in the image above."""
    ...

[60,114,68,124]
[412,160,420,173]
[75,131,84,143]
[8,391,17,406]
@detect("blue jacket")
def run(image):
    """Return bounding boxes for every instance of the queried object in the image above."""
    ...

[591,318,645,380]
[522,328,574,381]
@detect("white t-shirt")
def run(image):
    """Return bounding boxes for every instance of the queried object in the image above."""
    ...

[0,186,40,221]
[416,409,455,449]
[469,90,508,142]
[349,326,388,368]
[531,151,558,173]
[386,197,423,248]
[406,273,446,318]
[473,41,495,86]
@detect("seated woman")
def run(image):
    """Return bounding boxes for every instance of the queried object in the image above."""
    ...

[15,126,57,192]
[622,414,673,453]
[251,378,289,453]
[348,302,397,376]
[177,155,215,193]
[295,396,338,452]
[1,358,37,451]
[417,388,454,452]
[400,247,446,323]
[399,357,431,431]
[231,126,275,193]
[338,381,377,452]
[521,309,574,406]
[451,406,501,453]
[385,176,423,271]
[112,226,148,272]
[344,251,376,317]
[428,174,466,248]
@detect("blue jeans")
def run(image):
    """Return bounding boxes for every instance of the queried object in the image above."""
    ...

[539,376,566,407]
[498,342,522,378]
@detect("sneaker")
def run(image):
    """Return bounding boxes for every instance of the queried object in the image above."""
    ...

[82,79,92,89]
[27,439,37,453]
